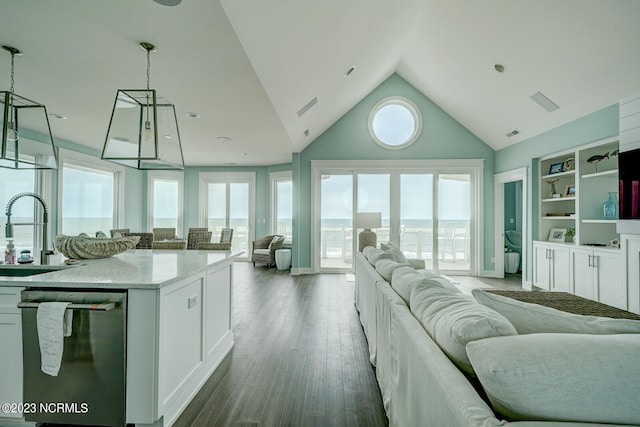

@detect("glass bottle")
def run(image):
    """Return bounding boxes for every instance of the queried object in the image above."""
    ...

[603,192,618,220]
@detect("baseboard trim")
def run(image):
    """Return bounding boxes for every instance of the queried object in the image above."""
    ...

[291,267,313,275]
[479,269,496,278]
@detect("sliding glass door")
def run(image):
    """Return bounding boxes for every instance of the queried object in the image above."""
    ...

[400,174,434,269]
[314,161,478,274]
[320,174,352,269]
[200,172,255,261]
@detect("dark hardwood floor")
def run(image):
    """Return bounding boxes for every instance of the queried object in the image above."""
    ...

[173,263,388,427]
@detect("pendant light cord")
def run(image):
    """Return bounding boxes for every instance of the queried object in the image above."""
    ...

[9,50,15,94]
[146,47,151,91]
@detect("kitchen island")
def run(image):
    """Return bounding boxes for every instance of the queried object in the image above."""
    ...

[0,249,242,427]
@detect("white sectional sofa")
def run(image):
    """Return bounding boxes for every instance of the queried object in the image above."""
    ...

[354,247,640,427]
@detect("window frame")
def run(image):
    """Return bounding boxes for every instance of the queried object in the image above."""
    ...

[368,96,423,150]
[57,148,125,236]
[147,170,184,237]
[270,170,293,243]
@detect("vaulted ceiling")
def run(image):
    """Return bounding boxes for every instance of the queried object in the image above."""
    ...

[1,0,639,166]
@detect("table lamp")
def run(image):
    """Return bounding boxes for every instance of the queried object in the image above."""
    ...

[357,212,382,252]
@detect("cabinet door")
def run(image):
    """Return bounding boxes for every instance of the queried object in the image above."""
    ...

[551,247,571,292]
[594,250,624,309]
[533,245,551,290]
[0,314,23,419]
[625,236,640,314]
[570,248,595,299]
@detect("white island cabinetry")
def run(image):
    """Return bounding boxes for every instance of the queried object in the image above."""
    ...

[0,250,239,427]
[0,287,24,421]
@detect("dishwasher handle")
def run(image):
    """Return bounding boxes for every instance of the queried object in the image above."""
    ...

[17,301,116,311]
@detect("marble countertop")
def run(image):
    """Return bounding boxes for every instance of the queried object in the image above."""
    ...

[0,249,243,289]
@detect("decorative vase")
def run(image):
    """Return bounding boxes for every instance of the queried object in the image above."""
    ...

[603,192,618,220]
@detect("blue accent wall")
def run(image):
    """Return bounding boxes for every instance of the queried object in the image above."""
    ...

[293,73,496,271]
[495,103,619,283]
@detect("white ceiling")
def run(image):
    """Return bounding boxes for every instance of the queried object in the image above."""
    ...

[1,0,639,166]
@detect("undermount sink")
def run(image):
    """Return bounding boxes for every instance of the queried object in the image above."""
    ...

[0,265,72,277]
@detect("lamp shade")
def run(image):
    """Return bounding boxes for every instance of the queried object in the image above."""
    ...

[356,212,382,230]
[102,89,184,170]
[0,91,58,169]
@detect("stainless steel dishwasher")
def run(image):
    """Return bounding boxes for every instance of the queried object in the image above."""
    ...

[19,289,127,427]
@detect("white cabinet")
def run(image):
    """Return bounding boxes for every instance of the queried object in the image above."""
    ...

[570,247,623,308]
[0,287,24,421]
[533,242,570,291]
[126,261,234,427]
[622,234,640,314]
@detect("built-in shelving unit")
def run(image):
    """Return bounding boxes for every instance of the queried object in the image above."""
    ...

[538,136,619,246]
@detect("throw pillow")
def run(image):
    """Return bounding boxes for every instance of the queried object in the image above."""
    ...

[375,258,410,283]
[365,248,394,265]
[467,333,640,425]
[411,286,517,375]
[380,242,408,263]
[472,289,640,334]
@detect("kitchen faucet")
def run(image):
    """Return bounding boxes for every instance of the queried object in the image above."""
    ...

[5,192,55,265]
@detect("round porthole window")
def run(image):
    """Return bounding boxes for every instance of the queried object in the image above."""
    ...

[368,97,422,150]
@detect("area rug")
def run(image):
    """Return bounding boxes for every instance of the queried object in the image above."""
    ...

[486,290,640,320]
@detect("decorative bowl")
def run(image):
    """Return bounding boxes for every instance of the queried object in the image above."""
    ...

[55,232,140,259]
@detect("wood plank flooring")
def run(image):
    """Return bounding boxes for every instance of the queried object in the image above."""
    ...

[173,263,388,427]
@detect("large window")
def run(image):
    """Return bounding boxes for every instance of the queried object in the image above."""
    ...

[199,172,255,261]
[313,160,481,274]
[270,171,292,243]
[59,150,123,236]
[147,171,183,236]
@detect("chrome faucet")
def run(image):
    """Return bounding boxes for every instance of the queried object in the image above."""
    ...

[5,192,55,265]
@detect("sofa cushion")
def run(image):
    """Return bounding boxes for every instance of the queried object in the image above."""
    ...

[416,270,461,293]
[380,242,407,263]
[472,289,640,334]
[467,333,640,425]
[365,247,394,266]
[411,286,517,375]
[390,267,428,305]
[375,258,410,283]
[362,246,377,259]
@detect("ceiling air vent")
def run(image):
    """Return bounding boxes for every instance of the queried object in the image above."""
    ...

[506,129,520,137]
[530,91,559,112]
[297,97,318,117]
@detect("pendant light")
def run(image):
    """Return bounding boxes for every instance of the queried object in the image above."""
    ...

[102,42,184,170]
[0,45,58,169]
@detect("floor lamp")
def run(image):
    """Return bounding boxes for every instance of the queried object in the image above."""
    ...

[357,212,382,252]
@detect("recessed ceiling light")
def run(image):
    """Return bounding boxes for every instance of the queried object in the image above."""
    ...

[494,64,505,73]
[304,129,309,137]
[297,97,317,117]
[506,129,520,137]
[344,65,356,77]
[185,112,200,118]
[48,113,67,120]
[242,153,248,156]
[163,134,173,139]
[216,136,232,143]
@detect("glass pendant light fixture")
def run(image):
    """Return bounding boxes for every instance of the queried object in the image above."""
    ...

[0,45,58,169]
[102,42,184,170]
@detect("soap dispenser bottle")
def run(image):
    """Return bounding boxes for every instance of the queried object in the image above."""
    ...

[5,240,15,264]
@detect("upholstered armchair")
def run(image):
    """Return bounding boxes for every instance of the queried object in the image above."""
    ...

[251,235,285,267]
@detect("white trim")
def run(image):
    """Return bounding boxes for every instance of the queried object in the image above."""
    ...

[311,159,483,170]
[198,172,256,261]
[311,159,483,275]
[494,167,528,287]
[269,170,292,242]
[147,170,184,236]
[368,96,423,150]
[291,267,313,275]
[57,148,125,235]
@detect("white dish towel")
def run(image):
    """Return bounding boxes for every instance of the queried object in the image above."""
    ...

[36,302,73,376]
